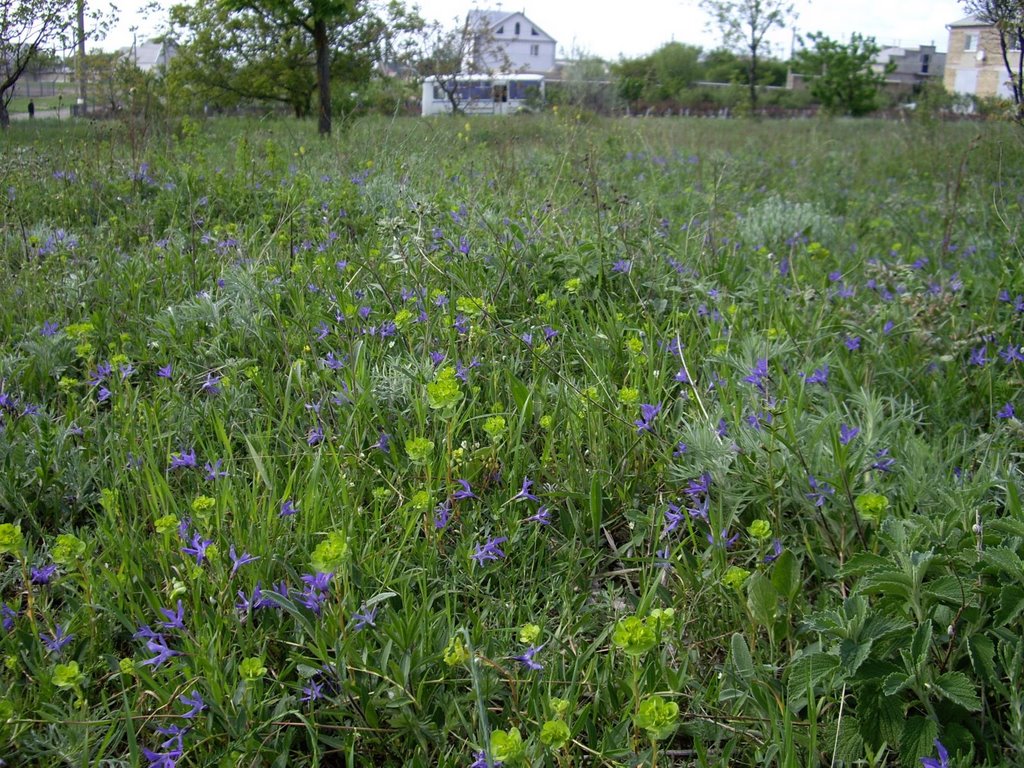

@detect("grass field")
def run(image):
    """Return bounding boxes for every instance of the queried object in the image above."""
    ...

[1,113,1023,767]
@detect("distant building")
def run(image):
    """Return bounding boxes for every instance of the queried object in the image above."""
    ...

[873,44,946,92]
[121,40,178,74]
[944,15,1021,99]
[466,10,556,74]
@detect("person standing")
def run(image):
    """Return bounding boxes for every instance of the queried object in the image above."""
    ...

[28,101,35,119]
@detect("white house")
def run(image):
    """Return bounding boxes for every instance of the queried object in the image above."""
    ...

[467,9,557,74]
[121,40,178,74]
[421,72,545,116]
[944,15,1021,99]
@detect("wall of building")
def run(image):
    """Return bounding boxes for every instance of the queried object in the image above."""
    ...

[945,25,1021,98]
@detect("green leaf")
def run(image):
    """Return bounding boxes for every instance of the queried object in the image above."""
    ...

[882,671,911,697]
[838,637,873,677]
[996,584,1024,626]
[933,671,981,711]
[900,716,938,768]
[857,569,912,601]
[857,683,904,751]
[730,632,754,683]
[770,549,801,601]
[909,622,932,673]
[967,634,996,683]
[981,547,1024,577]
[839,551,891,577]
[746,572,778,628]
[989,518,1024,538]
[786,651,839,693]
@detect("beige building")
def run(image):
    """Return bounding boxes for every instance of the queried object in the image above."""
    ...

[944,15,1021,99]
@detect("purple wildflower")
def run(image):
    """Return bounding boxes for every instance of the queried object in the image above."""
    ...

[707,529,739,549]
[376,432,391,452]
[229,545,259,577]
[805,365,829,386]
[806,475,835,507]
[307,425,324,446]
[611,259,632,274]
[201,372,221,395]
[664,503,684,534]
[1,603,15,632]
[511,477,539,503]
[301,678,324,703]
[764,539,784,564]
[743,358,769,389]
[920,739,949,768]
[523,505,551,525]
[178,690,206,719]
[158,600,186,631]
[157,364,173,380]
[140,635,180,668]
[169,449,197,471]
[30,564,59,585]
[968,345,991,367]
[433,499,452,530]
[839,423,859,446]
[871,448,896,472]
[634,402,662,434]
[997,402,1015,419]
[181,532,213,565]
[279,499,298,518]
[351,604,378,631]
[42,625,74,654]
[204,459,228,481]
[452,479,476,501]
[515,644,544,671]
[674,367,691,384]
[470,536,508,566]
[40,321,60,336]
[844,336,861,351]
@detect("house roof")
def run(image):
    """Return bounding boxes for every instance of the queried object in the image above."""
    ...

[947,15,986,28]
[467,9,555,43]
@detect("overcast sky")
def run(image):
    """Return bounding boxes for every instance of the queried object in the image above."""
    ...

[104,0,968,59]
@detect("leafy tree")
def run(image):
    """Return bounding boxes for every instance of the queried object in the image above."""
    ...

[611,43,701,110]
[168,0,420,134]
[700,0,795,112]
[0,0,76,127]
[793,32,892,116]
[960,0,1024,119]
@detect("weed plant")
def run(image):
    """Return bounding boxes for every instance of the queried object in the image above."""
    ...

[0,114,1023,766]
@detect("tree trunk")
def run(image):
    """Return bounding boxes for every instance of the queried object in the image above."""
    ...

[313,18,332,135]
[748,50,758,113]
[0,101,9,129]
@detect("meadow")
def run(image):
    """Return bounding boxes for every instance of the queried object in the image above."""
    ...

[0,112,1023,767]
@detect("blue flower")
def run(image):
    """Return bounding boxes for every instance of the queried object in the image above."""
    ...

[181,533,213,565]
[229,545,259,578]
[523,506,551,525]
[839,423,859,446]
[511,477,539,503]
[515,643,544,671]
[158,600,186,631]
[279,499,299,518]
[997,402,1015,420]
[139,635,180,668]
[30,564,59,585]
[806,475,835,507]
[42,624,74,654]
[919,739,949,768]
[178,690,206,719]
[351,604,378,631]
[452,479,476,501]
[471,536,508,566]
[169,449,197,471]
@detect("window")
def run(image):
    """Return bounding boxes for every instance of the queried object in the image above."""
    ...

[964,33,977,52]
[530,44,539,56]
[531,26,539,36]
[514,22,520,35]
[496,25,503,34]
[920,53,930,74]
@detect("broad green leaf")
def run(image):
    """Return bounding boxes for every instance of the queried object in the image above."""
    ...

[786,651,839,693]
[838,551,891,577]
[981,547,1024,578]
[996,584,1024,626]
[730,632,754,683]
[857,570,913,601]
[989,518,1024,538]
[838,637,873,676]
[746,572,778,628]
[882,671,911,697]
[900,716,938,768]
[934,671,981,711]
[909,622,932,673]
[967,635,996,683]
[857,683,904,751]
[770,549,801,601]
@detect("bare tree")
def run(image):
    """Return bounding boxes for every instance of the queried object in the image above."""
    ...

[413,13,510,115]
[961,0,1024,119]
[700,0,795,113]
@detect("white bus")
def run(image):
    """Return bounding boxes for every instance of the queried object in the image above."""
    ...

[421,74,544,117]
